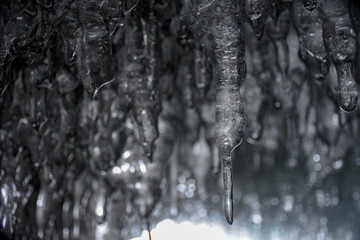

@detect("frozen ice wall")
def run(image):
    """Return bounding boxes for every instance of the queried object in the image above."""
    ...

[1,0,360,239]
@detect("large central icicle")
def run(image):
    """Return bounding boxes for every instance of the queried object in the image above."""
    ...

[181,0,247,224]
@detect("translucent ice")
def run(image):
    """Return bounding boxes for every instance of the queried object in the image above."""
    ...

[293,0,330,80]
[244,0,270,38]
[321,0,358,112]
[77,0,114,98]
[182,0,247,224]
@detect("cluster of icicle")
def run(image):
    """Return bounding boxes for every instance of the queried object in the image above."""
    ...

[1,0,360,239]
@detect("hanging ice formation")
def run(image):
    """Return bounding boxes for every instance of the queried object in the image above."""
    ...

[1,0,360,239]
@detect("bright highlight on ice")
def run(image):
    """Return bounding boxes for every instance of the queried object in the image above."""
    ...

[131,219,253,240]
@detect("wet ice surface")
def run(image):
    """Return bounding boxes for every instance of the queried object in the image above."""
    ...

[1,0,360,239]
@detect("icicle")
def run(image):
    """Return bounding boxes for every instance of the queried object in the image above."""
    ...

[181,0,247,224]
[267,8,291,89]
[249,24,282,89]
[35,4,52,47]
[194,43,211,98]
[315,71,340,144]
[142,0,162,115]
[244,0,270,39]
[123,10,159,160]
[241,72,264,143]
[177,23,196,108]
[245,26,279,139]
[321,0,358,112]
[0,19,15,95]
[213,8,247,225]
[77,0,114,99]
[192,126,211,197]
[348,0,360,84]
[293,0,330,80]
[1,21,15,63]
[178,56,195,108]
[199,101,220,173]
[131,81,158,161]
[270,0,292,23]
[59,4,80,65]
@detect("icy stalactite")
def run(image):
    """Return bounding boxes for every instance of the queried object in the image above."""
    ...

[192,126,212,198]
[270,0,292,23]
[194,43,211,98]
[77,0,115,99]
[1,0,360,238]
[241,72,265,143]
[181,0,247,224]
[293,0,330,80]
[123,9,159,160]
[321,0,358,112]
[267,7,291,89]
[59,2,80,66]
[243,0,270,39]
[348,0,360,84]
[245,24,281,141]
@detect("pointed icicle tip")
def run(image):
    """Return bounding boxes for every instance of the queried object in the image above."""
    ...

[225,199,233,225]
[223,164,233,225]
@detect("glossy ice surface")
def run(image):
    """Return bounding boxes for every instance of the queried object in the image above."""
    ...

[1,0,360,239]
